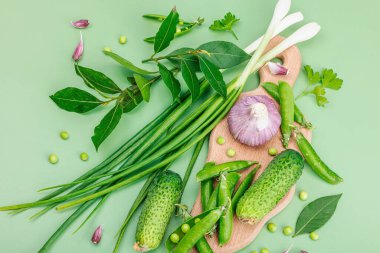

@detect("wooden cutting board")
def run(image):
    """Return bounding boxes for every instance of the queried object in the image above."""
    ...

[191,36,312,253]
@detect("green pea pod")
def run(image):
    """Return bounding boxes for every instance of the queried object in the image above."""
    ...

[262,82,312,128]
[178,206,213,253]
[196,160,257,182]
[231,164,260,211]
[295,131,343,184]
[218,172,240,246]
[205,183,219,211]
[200,162,216,211]
[278,81,295,148]
[172,207,223,253]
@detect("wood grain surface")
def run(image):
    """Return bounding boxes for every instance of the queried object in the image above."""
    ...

[190,36,312,253]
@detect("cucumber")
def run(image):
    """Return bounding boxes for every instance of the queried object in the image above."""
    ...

[134,170,183,252]
[236,149,304,224]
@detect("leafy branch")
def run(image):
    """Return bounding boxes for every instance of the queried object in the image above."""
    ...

[209,12,240,40]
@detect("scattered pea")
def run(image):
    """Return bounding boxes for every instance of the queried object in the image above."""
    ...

[267,222,277,233]
[268,147,277,156]
[217,136,225,145]
[194,218,201,223]
[283,226,293,236]
[119,35,127,44]
[170,233,180,243]
[226,148,236,157]
[176,27,181,33]
[103,47,112,53]
[48,154,59,164]
[179,21,184,25]
[60,131,69,140]
[260,248,270,253]
[299,191,308,201]
[181,223,190,233]
[80,152,89,161]
[310,231,319,241]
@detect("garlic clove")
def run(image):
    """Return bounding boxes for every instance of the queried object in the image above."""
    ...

[267,61,289,75]
[91,225,102,244]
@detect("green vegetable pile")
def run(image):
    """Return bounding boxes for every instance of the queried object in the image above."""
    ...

[0,0,345,252]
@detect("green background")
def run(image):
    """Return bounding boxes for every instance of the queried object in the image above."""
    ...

[0,0,378,252]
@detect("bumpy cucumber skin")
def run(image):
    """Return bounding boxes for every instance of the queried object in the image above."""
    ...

[236,150,304,224]
[135,171,183,252]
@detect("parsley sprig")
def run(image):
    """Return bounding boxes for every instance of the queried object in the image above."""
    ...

[296,65,343,107]
[209,12,240,40]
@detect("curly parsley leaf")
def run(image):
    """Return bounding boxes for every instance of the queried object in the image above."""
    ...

[209,12,240,40]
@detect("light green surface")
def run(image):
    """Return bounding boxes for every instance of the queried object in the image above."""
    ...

[0,0,378,252]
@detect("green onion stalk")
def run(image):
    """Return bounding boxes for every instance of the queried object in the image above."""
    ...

[0,1,321,252]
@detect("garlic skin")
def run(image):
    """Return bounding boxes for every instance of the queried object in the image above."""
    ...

[228,95,281,147]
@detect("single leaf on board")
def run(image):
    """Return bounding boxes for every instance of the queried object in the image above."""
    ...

[50,87,103,113]
[197,41,250,69]
[167,47,199,70]
[91,103,123,150]
[181,59,200,101]
[121,85,143,113]
[154,7,179,54]
[293,194,343,237]
[198,55,226,98]
[158,63,181,101]
[75,64,121,94]
[133,74,151,102]
[103,51,157,75]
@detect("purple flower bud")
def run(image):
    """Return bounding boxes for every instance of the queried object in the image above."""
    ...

[91,226,102,244]
[72,32,84,62]
[71,19,90,29]
[267,61,289,75]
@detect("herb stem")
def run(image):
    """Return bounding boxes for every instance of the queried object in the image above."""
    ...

[142,51,195,63]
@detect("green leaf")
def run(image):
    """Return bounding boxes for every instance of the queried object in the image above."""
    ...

[304,65,321,85]
[181,59,200,101]
[197,41,250,69]
[316,95,328,107]
[198,55,226,98]
[50,87,103,113]
[209,12,240,40]
[133,74,151,102]
[158,63,181,101]
[167,47,199,70]
[312,85,328,107]
[154,7,179,54]
[121,85,143,113]
[91,103,123,150]
[294,194,343,237]
[75,64,122,94]
[103,51,157,75]
[321,69,343,90]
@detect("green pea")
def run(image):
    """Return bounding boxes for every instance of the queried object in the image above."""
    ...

[176,27,181,33]
[60,131,69,140]
[226,148,236,157]
[170,233,180,243]
[119,35,127,44]
[299,191,308,201]
[217,136,225,145]
[260,248,270,253]
[283,226,293,236]
[310,231,319,241]
[194,218,201,223]
[103,47,112,53]
[80,152,89,161]
[48,154,59,164]
[181,223,190,233]
[267,222,277,233]
[268,147,277,156]
[179,21,184,25]
[278,81,294,148]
